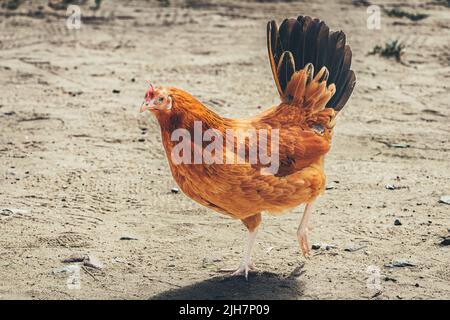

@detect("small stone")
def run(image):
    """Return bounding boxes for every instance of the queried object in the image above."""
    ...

[344,244,367,252]
[385,260,416,268]
[291,265,305,277]
[265,247,274,254]
[394,219,402,226]
[1,209,14,217]
[438,196,450,205]
[390,143,410,149]
[84,255,104,270]
[201,258,212,268]
[171,187,180,194]
[440,238,450,246]
[385,184,396,190]
[384,276,397,283]
[311,244,321,250]
[120,236,138,241]
[62,254,88,263]
[371,291,382,299]
[112,89,120,94]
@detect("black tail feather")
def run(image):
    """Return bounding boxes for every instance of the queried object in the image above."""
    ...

[267,16,356,112]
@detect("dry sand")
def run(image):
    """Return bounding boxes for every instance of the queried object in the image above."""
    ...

[0,0,449,300]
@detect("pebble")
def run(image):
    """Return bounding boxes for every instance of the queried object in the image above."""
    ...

[384,276,397,283]
[312,243,335,250]
[438,196,450,205]
[84,255,104,270]
[394,219,402,226]
[171,187,180,194]
[291,265,305,277]
[265,246,274,254]
[385,260,416,268]
[1,209,14,217]
[390,143,410,149]
[344,244,367,252]
[62,254,88,263]
[61,254,104,270]
[120,236,138,241]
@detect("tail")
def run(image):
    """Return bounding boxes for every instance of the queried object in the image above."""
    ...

[267,16,356,112]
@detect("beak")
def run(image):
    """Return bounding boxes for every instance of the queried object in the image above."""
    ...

[140,101,153,113]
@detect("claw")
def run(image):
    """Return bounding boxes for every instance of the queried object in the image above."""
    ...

[218,228,259,280]
[232,265,249,280]
[220,262,256,280]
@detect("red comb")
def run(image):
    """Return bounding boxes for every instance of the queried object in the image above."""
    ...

[145,84,154,101]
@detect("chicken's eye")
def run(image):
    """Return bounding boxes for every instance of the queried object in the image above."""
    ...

[157,96,165,104]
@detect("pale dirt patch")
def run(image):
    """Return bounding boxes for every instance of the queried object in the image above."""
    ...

[0,0,449,299]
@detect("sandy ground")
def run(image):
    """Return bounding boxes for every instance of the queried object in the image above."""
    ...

[0,0,449,300]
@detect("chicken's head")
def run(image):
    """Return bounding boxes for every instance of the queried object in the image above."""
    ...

[140,84,172,113]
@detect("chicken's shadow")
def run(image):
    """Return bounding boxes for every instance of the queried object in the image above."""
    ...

[150,269,305,300]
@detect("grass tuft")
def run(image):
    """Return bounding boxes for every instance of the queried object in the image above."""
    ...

[1,0,24,10]
[369,40,406,62]
[384,8,429,21]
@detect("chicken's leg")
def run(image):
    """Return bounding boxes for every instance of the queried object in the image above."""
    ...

[231,227,258,278]
[220,214,261,280]
[297,203,313,257]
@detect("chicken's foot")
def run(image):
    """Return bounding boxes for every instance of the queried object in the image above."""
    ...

[297,203,313,257]
[219,227,258,280]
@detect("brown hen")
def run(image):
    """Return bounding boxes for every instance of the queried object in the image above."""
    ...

[140,16,356,279]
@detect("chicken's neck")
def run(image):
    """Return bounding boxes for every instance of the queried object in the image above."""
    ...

[154,92,234,171]
[155,92,232,138]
